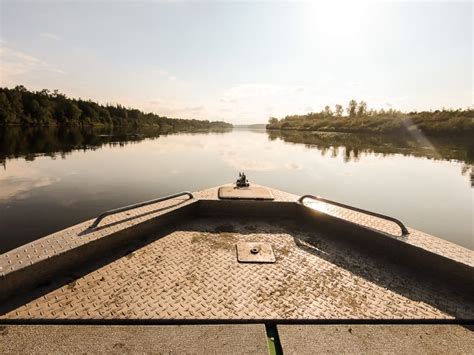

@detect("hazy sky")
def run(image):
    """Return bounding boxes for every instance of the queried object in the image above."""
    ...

[0,1,472,123]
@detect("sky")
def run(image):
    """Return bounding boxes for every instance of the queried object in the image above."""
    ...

[0,1,472,124]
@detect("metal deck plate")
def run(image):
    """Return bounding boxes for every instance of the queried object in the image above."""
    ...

[277,325,474,354]
[2,218,472,321]
[236,242,275,263]
[218,186,274,200]
[0,325,269,354]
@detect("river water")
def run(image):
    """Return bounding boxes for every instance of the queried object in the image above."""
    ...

[0,126,472,253]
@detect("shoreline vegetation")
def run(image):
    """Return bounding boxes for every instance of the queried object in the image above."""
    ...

[266,100,474,136]
[0,86,232,131]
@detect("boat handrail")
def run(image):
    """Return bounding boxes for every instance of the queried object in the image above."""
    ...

[89,191,194,229]
[298,194,409,236]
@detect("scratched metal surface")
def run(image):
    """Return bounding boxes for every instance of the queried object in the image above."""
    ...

[2,216,473,321]
[1,185,471,279]
[205,185,474,270]
[1,184,472,321]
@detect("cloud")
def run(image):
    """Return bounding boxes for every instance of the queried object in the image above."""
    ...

[150,68,168,76]
[224,83,297,100]
[40,32,60,41]
[134,81,412,125]
[214,83,320,123]
[0,46,66,85]
[183,105,204,113]
[145,98,207,118]
[0,46,42,71]
[150,68,177,81]
[48,68,66,75]
[359,95,406,109]
[0,164,60,201]
[108,79,412,125]
[219,97,237,104]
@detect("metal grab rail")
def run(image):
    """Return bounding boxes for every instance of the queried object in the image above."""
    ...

[298,194,409,236]
[89,191,194,229]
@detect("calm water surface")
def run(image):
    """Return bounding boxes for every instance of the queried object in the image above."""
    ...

[0,126,472,252]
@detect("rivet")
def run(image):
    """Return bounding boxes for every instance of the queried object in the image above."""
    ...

[250,247,260,254]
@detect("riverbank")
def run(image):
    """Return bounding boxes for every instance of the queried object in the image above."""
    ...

[266,109,474,136]
[0,86,232,130]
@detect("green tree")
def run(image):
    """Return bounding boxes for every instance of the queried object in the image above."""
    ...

[335,104,343,117]
[324,105,333,117]
[357,101,367,117]
[64,101,81,122]
[0,92,14,124]
[78,100,99,124]
[26,99,42,123]
[7,89,24,123]
[347,100,357,117]
[0,86,231,130]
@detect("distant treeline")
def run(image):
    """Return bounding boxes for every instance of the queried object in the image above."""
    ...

[0,86,232,130]
[267,100,474,135]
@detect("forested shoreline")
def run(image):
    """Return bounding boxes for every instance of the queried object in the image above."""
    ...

[0,86,232,130]
[267,100,474,136]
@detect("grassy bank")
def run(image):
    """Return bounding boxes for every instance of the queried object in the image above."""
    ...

[267,103,474,136]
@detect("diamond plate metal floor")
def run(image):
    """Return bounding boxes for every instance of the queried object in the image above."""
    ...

[277,325,474,354]
[2,217,473,321]
[0,324,269,354]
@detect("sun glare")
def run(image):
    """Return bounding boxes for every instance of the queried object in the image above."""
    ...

[305,1,371,39]
[305,200,329,214]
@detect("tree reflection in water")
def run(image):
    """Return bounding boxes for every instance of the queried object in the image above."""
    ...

[0,125,231,167]
[1,126,472,186]
[267,130,473,186]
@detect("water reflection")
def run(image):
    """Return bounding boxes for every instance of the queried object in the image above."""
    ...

[267,130,473,186]
[0,125,231,167]
[267,130,474,163]
[0,126,472,252]
[2,126,473,170]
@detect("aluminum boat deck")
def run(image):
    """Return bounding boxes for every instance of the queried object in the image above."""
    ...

[1,184,473,352]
